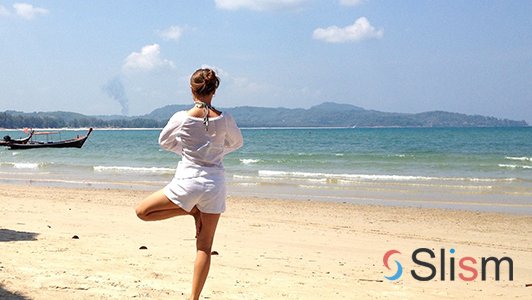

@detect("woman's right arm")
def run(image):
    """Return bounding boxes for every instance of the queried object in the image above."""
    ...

[159,112,185,154]
[223,113,243,155]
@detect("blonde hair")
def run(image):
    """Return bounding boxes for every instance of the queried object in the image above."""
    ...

[190,69,220,96]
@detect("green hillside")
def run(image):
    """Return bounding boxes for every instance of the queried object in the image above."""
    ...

[1,103,528,129]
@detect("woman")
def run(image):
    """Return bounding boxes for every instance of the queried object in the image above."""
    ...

[135,68,243,299]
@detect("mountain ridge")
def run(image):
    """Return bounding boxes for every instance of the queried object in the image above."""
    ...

[1,102,528,128]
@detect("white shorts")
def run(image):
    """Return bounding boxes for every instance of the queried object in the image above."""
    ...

[163,175,226,214]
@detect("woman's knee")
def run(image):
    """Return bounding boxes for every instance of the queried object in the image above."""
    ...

[135,205,149,221]
[135,190,167,221]
[196,235,215,253]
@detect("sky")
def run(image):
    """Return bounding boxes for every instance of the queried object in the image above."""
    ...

[1,1,531,123]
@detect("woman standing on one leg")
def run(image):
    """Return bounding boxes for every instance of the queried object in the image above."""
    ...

[135,68,243,300]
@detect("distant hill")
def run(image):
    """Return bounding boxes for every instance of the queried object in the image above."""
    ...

[143,105,192,120]
[142,104,527,128]
[1,103,528,129]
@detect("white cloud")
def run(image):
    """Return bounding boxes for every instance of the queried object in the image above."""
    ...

[193,66,272,97]
[312,17,383,43]
[122,44,175,74]
[13,3,49,19]
[156,26,184,41]
[339,0,366,7]
[0,3,50,19]
[201,64,229,79]
[215,0,309,12]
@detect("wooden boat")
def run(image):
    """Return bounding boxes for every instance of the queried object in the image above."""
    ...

[8,128,93,150]
[0,129,34,146]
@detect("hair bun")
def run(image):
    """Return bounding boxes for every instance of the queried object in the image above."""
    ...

[191,68,220,96]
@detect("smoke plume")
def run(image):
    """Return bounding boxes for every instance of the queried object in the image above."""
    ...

[102,76,129,115]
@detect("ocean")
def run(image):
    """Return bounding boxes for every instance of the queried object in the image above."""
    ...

[1,127,531,214]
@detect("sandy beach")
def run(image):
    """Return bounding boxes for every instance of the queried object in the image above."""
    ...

[1,183,531,299]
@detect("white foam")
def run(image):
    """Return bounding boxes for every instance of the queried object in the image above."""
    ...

[258,170,436,181]
[240,159,260,164]
[13,163,39,169]
[257,170,511,183]
[499,164,518,169]
[93,166,174,173]
[499,164,532,170]
[234,174,327,183]
[505,156,531,161]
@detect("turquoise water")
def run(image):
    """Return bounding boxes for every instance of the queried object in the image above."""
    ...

[1,127,531,213]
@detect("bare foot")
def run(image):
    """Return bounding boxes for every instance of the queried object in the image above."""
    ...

[190,206,202,238]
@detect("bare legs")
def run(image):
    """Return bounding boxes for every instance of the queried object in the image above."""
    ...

[135,189,221,299]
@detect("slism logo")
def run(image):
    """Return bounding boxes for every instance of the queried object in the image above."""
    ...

[383,248,513,282]
[383,250,403,280]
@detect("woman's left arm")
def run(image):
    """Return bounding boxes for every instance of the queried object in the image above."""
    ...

[159,112,185,154]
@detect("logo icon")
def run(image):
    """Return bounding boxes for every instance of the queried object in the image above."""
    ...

[383,250,402,280]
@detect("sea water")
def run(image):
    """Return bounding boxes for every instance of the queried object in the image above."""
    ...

[1,127,531,213]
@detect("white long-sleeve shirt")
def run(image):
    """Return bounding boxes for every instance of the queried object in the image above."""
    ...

[159,111,243,179]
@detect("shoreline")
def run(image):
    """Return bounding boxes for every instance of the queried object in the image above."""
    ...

[1,183,531,299]
[2,176,532,215]
[2,125,531,131]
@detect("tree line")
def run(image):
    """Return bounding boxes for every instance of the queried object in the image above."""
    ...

[1,107,529,129]
[0,112,166,129]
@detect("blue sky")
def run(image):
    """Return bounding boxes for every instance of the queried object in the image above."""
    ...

[1,1,531,123]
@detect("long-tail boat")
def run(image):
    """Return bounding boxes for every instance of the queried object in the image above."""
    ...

[0,129,34,146]
[8,128,93,150]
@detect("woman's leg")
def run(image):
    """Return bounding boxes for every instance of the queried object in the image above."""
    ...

[190,212,221,300]
[136,189,202,236]
[135,189,198,221]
